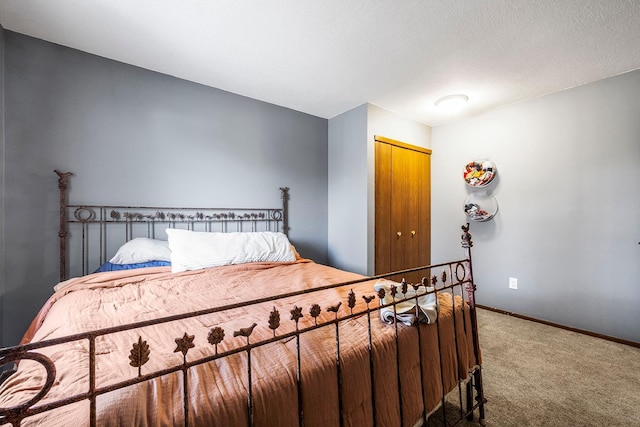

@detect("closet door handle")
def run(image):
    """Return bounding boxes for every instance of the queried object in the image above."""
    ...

[411,230,416,238]
[397,231,402,238]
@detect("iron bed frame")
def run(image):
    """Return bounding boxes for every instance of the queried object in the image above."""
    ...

[0,171,486,426]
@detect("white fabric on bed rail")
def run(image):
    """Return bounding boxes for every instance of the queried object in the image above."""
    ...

[373,279,437,326]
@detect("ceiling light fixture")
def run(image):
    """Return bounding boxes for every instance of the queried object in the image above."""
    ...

[435,94,469,112]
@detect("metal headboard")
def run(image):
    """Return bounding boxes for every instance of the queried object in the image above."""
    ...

[55,170,289,281]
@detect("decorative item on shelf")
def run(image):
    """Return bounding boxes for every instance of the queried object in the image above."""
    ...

[463,159,497,187]
[464,191,498,222]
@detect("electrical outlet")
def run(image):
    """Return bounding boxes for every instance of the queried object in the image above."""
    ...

[509,277,518,290]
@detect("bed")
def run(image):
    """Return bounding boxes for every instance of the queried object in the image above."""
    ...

[0,171,485,426]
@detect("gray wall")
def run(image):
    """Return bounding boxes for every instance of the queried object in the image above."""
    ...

[1,32,328,347]
[0,25,5,347]
[327,104,368,273]
[431,70,640,343]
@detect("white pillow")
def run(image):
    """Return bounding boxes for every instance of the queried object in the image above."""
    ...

[166,229,296,273]
[109,238,172,264]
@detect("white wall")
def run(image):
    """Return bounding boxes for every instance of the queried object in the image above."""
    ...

[431,70,640,342]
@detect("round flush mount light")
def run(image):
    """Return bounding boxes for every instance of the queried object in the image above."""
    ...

[435,94,469,112]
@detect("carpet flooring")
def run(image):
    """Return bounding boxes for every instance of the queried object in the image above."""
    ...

[427,308,640,426]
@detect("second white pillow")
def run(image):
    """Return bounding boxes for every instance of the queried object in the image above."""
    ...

[109,238,171,264]
[166,229,296,273]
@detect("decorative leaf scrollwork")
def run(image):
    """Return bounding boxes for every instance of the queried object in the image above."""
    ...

[377,288,386,301]
[174,333,195,360]
[431,275,438,287]
[401,279,408,295]
[129,336,150,377]
[290,306,303,329]
[165,212,186,221]
[347,290,356,313]
[441,270,448,284]
[461,223,473,249]
[110,210,120,220]
[207,327,225,355]
[268,307,281,336]
[310,304,321,325]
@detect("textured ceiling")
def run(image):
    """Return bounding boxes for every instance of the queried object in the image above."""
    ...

[1,0,640,126]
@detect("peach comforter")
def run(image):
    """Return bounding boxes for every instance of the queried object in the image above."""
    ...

[0,259,477,426]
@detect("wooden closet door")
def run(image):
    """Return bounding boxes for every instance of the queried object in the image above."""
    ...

[375,141,393,275]
[390,144,413,273]
[409,146,430,283]
[375,137,431,284]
